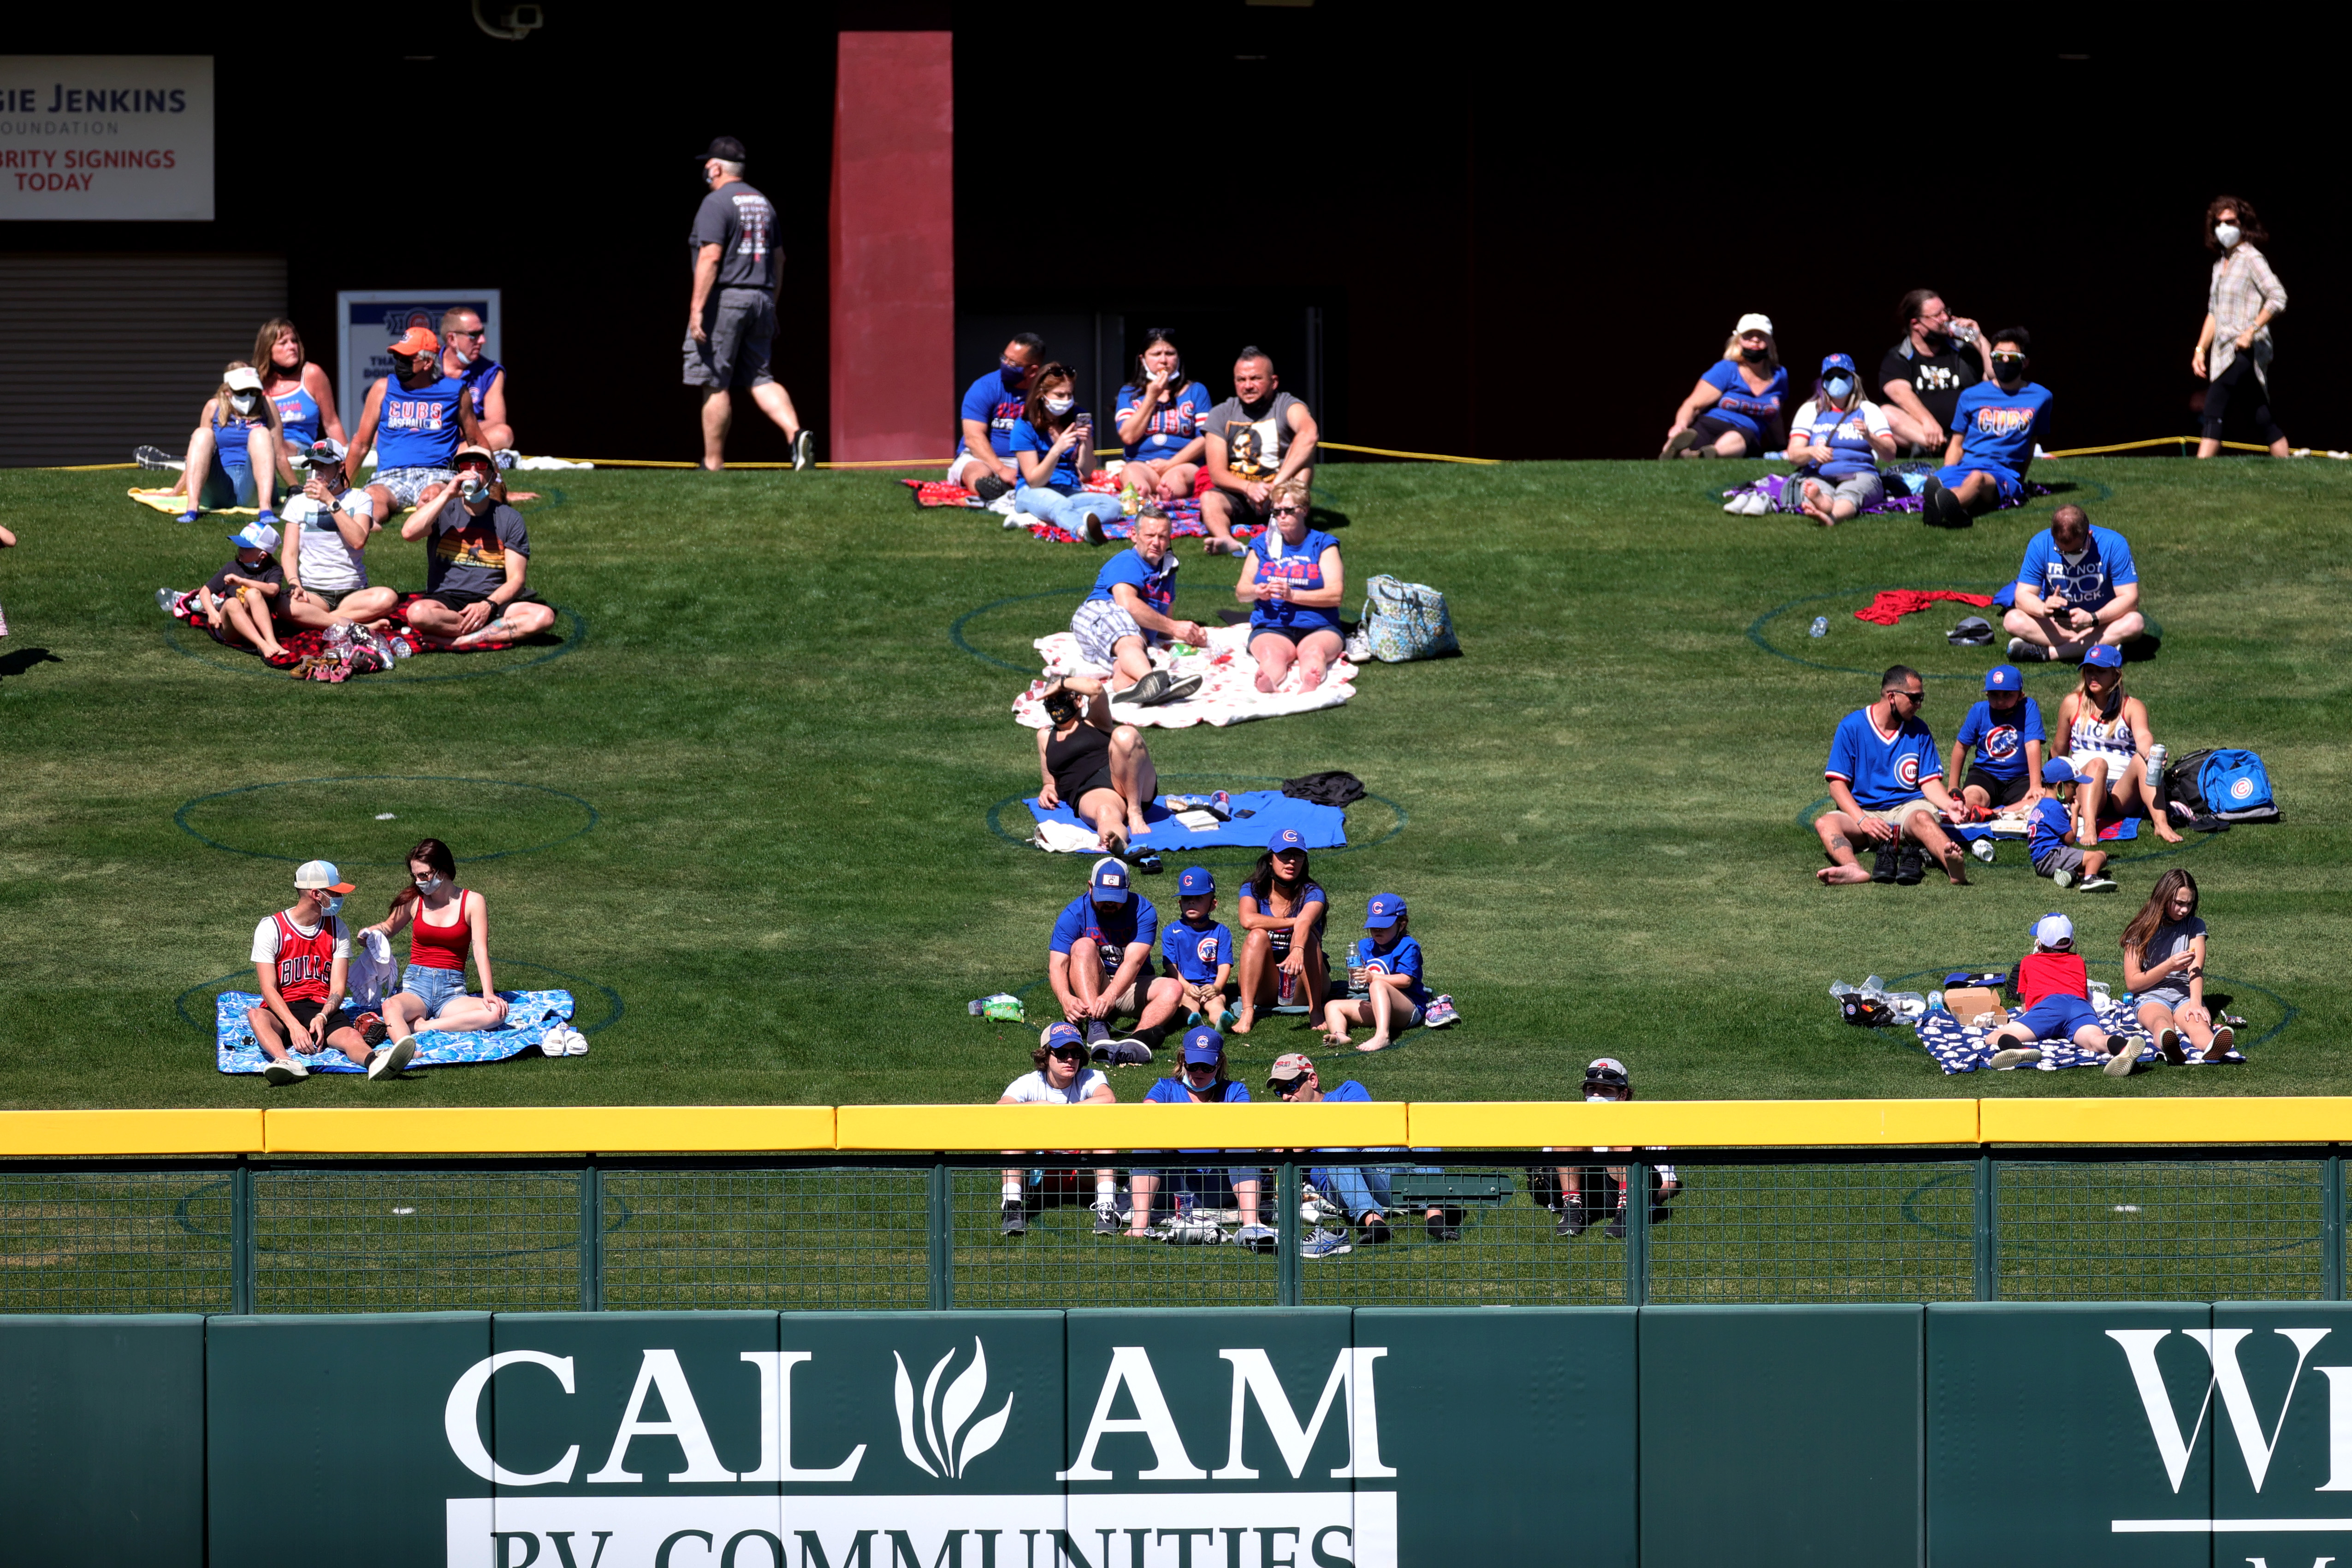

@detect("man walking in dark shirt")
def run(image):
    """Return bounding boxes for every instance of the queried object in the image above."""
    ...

[683,136,812,472]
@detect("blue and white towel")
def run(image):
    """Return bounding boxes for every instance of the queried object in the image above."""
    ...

[1025,788,1347,853]
[1913,994,2244,1074]
[213,988,576,1074]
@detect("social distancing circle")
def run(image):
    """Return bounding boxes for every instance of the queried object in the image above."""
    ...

[1794,795,2211,870]
[164,603,586,683]
[176,776,598,866]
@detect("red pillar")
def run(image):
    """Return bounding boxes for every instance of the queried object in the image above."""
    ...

[828,31,955,464]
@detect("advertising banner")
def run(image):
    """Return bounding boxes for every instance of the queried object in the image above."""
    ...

[339,291,502,430]
[0,56,213,220]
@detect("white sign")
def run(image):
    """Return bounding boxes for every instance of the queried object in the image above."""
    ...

[338,290,503,422]
[0,56,213,220]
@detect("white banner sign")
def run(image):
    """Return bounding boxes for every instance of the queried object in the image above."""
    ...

[338,291,503,425]
[0,56,214,220]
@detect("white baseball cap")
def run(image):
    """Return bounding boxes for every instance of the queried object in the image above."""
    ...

[1735,313,1775,337]
[224,367,263,393]
[294,859,355,894]
[228,521,280,553]
[2033,911,2075,949]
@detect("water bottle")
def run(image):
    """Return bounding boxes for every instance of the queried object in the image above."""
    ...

[1809,616,1830,639]
[1862,976,1886,998]
[1829,981,1854,999]
[1929,990,1945,1015]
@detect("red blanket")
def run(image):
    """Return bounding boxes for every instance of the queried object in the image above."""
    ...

[1853,589,1994,626]
[172,593,522,680]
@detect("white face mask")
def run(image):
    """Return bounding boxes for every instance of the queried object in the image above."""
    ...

[230,391,260,414]
[1044,396,1074,416]
[2215,222,2242,249]
[1586,1092,1612,1103]
[1822,375,1854,401]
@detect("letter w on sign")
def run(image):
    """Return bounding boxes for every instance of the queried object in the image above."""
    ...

[2108,1328,2332,1494]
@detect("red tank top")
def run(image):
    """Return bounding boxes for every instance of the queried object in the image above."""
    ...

[272,911,340,1002]
[408,890,471,970]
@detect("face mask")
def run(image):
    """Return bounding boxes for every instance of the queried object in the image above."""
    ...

[1044,396,1074,416]
[2215,222,2242,249]
[321,894,344,916]
[1993,357,2025,383]
[414,874,444,893]
[1740,345,1768,363]
[1823,375,1854,400]
[1586,1092,1613,1104]
[230,392,259,414]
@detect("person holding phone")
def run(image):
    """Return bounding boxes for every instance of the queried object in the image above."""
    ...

[2122,870,2233,1063]
[1112,330,1211,503]
[1010,362,1126,541]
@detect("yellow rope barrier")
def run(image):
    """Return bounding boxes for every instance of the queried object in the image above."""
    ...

[2038,435,2338,459]
[1317,441,1500,465]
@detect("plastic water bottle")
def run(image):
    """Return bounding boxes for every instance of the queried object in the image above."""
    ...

[1829,981,1854,999]
[1809,616,1830,639]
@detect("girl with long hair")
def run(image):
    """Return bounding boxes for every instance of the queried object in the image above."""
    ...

[1009,362,1126,540]
[1771,352,1898,525]
[2122,870,2234,1064]
[1231,831,1329,1034]
[251,318,347,514]
[1111,329,1211,503]
[364,838,510,1048]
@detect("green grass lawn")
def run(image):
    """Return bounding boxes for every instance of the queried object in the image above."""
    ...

[0,456,2341,1112]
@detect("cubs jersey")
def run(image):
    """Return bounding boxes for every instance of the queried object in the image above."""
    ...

[1949,380,2052,470]
[1162,919,1233,984]
[1955,697,2046,782]
[1051,894,1159,977]
[373,373,466,469]
[1348,932,1429,1007]
[1825,706,1943,811]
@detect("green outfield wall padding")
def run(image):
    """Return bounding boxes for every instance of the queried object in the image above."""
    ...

[2211,1302,2352,1564]
[1639,1305,1925,1568]
[0,1314,206,1568]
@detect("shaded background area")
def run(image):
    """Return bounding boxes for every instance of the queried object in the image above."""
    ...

[3,7,2341,462]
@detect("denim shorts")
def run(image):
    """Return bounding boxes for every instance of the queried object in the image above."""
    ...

[398,964,470,1015]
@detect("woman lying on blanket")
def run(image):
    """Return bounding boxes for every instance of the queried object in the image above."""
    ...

[1236,481,1345,694]
[1037,674,1162,858]
[362,838,509,1049]
[1231,830,1329,1034]
[2122,869,2235,1064]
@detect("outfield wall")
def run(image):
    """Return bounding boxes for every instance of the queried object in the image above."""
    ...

[11,1302,2352,1567]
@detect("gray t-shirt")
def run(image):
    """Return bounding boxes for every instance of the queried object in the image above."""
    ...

[1203,391,1306,482]
[425,501,531,599]
[2135,916,2207,1000]
[690,183,778,292]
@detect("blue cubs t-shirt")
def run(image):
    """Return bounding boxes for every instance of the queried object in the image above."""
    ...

[1050,893,1159,977]
[1161,920,1232,984]
[2016,524,2138,613]
[1146,1076,1250,1104]
[1320,1079,1373,1104]
[1087,546,1179,620]
[1114,381,1210,462]
[2028,796,2074,860]
[1949,380,2052,471]
[1825,706,1944,811]
[1242,880,1327,953]
[1348,933,1429,1007]
[959,371,1029,459]
[1700,361,1789,440]
[1955,697,2047,783]
[1010,412,1087,491]
[1246,528,1342,635]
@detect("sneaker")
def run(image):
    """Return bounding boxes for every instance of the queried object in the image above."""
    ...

[155,587,183,616]
[1969,837,1998,864]
[262,1054,308,1085]
[2006,637,2050,663]
[134,444,183,471]
[1604,1210,1629,1240]
[1918,477,1949,524]
[1894,845,1926,886]
[2076,874,2118,893]
[1987,1047,2043,1069]
[1422,995,1459,1028]
[792,429,814,472]
[1358,1217,1394,1246]
[2103,1045,2138,1078]
[1106,1035,1152,1064]
[353,1012,388,1049]
[1740,492,1771,516]
[1234,1223,1278,1254]
[1555,1202,1591,1239]
[2050,865,2077,889]
[1301,1231,1353,1260]
[1092,1205,1120,1236]
[1870,844,1898,883]
[1001,1201,1028,1237]
[2156,1026,2186,1065]
[367,1034,418,1080]
[1133,849,1165,874]
[1425,1211,1461,1243]
[2210,1024,2237,1057]
[1084,1019,1112,1049]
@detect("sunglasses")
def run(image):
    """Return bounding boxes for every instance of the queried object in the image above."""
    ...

[1993,355,2026,367]
[1271,505,1305,516]
[1890,688,1925,702]
[456,462,495,478]
[448,329,484,339]
[1048,1046,1087,1062]
[1000,355,1031,372]
[1185,1059,1220,1073]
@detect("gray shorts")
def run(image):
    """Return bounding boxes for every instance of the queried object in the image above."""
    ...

[684,288,776,390]
[372,467,453,510]
[304,584,369,610]
[1072,598,1149,668]
[1785,470,1885,513]
[2034,843,2086,878]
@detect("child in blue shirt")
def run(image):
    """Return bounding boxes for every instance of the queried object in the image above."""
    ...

[1319,893,1428,1053]
[2029,758,2115,893]
[1923,327,2051,525]
[1160,866,1234,1025]
[1949,664,2047,813]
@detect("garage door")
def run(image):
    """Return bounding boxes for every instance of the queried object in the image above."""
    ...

[0,253,286,467]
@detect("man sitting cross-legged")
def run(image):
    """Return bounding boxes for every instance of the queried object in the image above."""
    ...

[1813,664,1973,887]
[399,445,557,649]
[1047,858,1187,1058]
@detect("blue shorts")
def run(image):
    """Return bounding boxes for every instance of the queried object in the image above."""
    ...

[398,964,470,1015]
[1937,461,2022,507]
[2015,993,2103,1042]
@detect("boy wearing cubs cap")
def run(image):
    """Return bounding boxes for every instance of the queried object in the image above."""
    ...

[2030,758,2116,893]
[1986,912,2131,1076]
[1948,664,2047,818]
[1160,866,1234,1025]
[1319,893,1428,1053]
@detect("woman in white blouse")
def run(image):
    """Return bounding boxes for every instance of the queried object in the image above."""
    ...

[2192,195,2289,459]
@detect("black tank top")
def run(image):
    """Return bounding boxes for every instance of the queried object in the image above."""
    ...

[1045,721,1111,799]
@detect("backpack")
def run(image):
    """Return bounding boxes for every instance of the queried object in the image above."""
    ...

[1357,575,1459,663]
[2164,747,2279,828]
[1841,994,1894,1028]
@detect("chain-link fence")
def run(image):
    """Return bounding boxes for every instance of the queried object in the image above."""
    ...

[3,1150,2342,1314]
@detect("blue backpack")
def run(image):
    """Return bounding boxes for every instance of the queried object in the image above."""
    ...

[2165,748,2277,823]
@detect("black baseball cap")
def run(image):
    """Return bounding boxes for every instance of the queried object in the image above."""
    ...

[699,136,746,162]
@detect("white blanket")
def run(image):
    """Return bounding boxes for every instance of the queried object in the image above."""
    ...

[1013,621,1357,730]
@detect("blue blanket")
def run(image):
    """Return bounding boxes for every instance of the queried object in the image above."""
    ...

[1913,993,2243,1074]
[214,989,576,1074]
[1025,788,1347,851]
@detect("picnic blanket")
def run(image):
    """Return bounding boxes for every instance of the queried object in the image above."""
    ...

[131,485,257,518]
[1946,815,2140,848]
[214,988,576,1074]
[1724,463,2058,516]
[1014,621,1357,730]
[1853,589,1994,625]
[903,475,1260,547]
[1023,788,1348,854]
[1912,991,2244,1074]
[166,592,536,679]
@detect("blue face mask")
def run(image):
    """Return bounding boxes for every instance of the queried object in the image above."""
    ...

[1823,375,1854,401]
[322,894,344,917]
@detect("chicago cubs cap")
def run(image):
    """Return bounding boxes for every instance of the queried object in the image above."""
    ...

[1267,827,1307,853]
[699,136,747,162]
[388,326,440,356]
[2042,757,2079,784]
[2033,911,2075,949]
[293,859,355,894]
[1039,1021,1084,1052]
[1735,313,1774,336]
[228,521,280,552]
[1985,664,2021,691]
[1363,893,1406,929]
[223,366,263,393]
[1181,1026,1225,1063]
[1819,352,1858,375]
[1178,866,1215,896]
[1266,1052,1316,1085]
[2082,644,2123,669]
[1089,857,1132,904]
